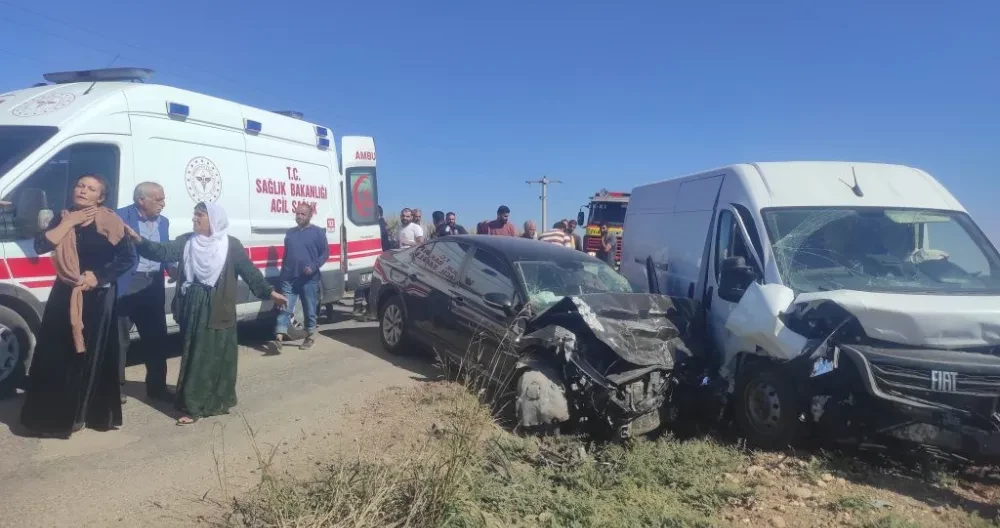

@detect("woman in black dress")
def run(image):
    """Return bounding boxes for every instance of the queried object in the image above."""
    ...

[20,174,135,438]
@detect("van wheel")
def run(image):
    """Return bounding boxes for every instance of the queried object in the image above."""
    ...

[0,306,32,399]
[378,295,412,356]
[734,365,801,450]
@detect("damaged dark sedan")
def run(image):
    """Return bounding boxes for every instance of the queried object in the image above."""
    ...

[369,235,701,439]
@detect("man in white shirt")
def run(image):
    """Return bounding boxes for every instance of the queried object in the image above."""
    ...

[396,207,425,248]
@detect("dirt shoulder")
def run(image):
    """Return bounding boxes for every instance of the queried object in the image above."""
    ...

[0,319,432,528]
[222,381,1000,528]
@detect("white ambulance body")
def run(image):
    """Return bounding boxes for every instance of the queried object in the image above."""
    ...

[0,68,382,394]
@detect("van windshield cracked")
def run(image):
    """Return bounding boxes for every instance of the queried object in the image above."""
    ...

[763,207,1000,295]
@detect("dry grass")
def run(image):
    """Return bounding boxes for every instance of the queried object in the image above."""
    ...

[222,380,757,528]
[220,321,1000,528]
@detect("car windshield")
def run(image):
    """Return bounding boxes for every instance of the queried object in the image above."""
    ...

[763,207,1000,295]
[588,201,627,225]
[515,259,632,311]
[0,126,58,178]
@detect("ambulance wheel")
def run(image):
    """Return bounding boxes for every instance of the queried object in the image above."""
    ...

[0,306,32,399]
[734,365,801,450]
[379,295,412,356]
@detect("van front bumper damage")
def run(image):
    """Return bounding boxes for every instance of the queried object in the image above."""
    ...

[723,282,1000,461]
[828,343,1000,459]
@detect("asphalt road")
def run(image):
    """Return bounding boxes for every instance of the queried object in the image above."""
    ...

[0,307,437,527]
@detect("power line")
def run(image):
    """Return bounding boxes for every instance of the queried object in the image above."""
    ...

[0,0,361,126]
[0,0,234,85]
[0,46,47,65]
[0,2,364,129]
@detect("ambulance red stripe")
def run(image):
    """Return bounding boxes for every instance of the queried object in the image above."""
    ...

[346,239,382,253]
[4,241,379,287]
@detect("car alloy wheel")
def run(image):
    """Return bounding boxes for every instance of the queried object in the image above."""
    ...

[382,303,403,347]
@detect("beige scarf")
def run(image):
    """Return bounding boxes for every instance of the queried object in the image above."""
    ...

[51,207,125,353]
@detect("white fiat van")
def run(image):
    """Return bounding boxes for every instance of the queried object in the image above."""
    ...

[0,68,382,395]
[621,162,1000,460]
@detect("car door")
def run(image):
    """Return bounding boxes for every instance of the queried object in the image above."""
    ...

[405,240,472,357]
[706,206,764,364]
[452,247,523,383]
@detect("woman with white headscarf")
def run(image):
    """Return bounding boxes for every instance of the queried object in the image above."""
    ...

[126,202,286,425]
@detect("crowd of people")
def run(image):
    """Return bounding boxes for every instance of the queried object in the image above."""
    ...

[18,174,307,438]
[375,203,619,267]
[21,175,622,439]
[353,203,619,317]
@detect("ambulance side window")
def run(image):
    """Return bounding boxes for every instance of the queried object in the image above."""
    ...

[345,167,378,226]
[0,143,120,241]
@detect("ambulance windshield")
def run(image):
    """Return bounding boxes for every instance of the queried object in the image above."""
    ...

[0,126,58,178]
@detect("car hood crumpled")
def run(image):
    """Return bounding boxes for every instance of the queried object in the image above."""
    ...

[528,293,701,369]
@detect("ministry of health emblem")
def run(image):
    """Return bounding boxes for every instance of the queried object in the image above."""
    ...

[184,156,222,203]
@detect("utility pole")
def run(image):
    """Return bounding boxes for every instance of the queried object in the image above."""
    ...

[526,175,562,230]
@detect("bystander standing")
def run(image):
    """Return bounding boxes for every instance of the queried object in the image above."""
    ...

[436,212,468,237]
[396,208,424,248]
[485,205,517,236]
[538,220,573,247]
[595,223,618,266]
[521,220,537,239]
[567,219,583,251]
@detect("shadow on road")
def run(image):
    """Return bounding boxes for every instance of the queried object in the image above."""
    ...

[319,325,441,381]
[121,381,182,420]
[0,393,30,437]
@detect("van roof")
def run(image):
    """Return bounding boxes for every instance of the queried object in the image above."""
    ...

[635,161,964,212]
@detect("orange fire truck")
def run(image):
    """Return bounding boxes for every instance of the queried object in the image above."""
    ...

[577,189,630,266]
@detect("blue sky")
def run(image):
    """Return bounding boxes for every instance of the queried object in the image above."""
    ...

[1,0,998,239]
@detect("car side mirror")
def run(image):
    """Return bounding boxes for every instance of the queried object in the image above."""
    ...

[483,292,515,315]
[577,211,586,226]
[718,256,756,303]
[14,188,50,238]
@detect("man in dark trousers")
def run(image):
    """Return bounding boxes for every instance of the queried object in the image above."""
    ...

[116,182,172,404]
[596,223,618,267]
[273,203,329,352]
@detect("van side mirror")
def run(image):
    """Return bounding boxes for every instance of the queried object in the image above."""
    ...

[483,292,514,315]
[13,188,50,238]
[718,256,756,303]
[577,211,586,226]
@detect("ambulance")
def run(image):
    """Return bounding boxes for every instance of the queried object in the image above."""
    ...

[0,67,382,395]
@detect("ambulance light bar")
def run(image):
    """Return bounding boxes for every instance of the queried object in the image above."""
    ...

[43,67,154,84]
[315,126,329,137]
[317,137,331,150]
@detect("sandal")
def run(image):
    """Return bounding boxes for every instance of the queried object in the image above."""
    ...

[176,416,199,426]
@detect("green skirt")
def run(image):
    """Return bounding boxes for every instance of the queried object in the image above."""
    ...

[175,283,239,419]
